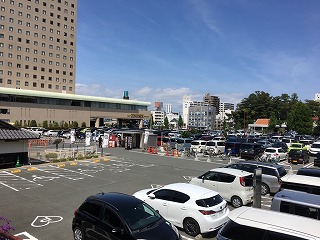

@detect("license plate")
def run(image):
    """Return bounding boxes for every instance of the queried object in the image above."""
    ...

[292,160,297,162]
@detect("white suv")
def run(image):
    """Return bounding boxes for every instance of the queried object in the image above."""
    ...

[189,168,253,208]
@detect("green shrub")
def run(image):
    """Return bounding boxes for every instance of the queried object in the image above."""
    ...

[46,153,58,159]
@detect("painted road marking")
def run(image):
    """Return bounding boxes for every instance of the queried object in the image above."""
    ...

[31,216,63,228]
[36,165,94,180]
[0,171,43,191]
[14,231,38,240]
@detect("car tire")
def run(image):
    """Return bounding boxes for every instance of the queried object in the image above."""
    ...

[183,217,200,237]
[261,183,270,196]
[231,196,243,208]
[73,226,85,240]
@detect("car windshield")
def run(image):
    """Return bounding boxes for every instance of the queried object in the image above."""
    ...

[195,195,224,207]
[119,202,162,231]
[191,142,200,146]
[291,144,302,148]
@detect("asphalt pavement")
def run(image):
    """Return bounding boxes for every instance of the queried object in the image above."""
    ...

[0,145,315,240]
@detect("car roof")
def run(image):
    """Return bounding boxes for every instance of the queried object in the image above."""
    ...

[162,183,219,198]
[274,189,320,207]
[228,207,320,238]
[281,174,320,187]
[236,160,282,169]
[89,192,142,210]
[297,168,320,177]
[209,168,252,177]
[265,147,281,150]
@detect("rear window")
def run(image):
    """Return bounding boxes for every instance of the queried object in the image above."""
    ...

[217,142,225,146]
[311,143,320,148]
[241,144,254,150]
[195,195,223,207]
[176,139,184,144]
[206,142,215,146]
[277,166,287,177]
[265,148,276,153]
[289,150,305,157]
[191,142,199,146]
[243,175,253,186]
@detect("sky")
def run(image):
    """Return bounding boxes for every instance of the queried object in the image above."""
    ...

[75,0,320,112]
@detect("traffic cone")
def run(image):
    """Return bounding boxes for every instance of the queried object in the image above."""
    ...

[15,156,21,167]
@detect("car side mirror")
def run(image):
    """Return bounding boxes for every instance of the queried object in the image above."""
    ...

[202,176,205,183]
[148,193,155,199]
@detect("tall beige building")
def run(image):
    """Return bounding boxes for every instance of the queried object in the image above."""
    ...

[0,0,77,93]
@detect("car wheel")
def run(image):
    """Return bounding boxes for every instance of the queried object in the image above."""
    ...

[261,183,270,196]
[183,217,200,237]
[73,226,85,240]
[231,196,243,208]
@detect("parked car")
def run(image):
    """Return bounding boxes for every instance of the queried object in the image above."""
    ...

[262,147,288,162]
[223,161,287,195]
[239,143,264,159]
[133,183,229,237]
[288,143,307,152]
[288,149,309,164]
[255,140,272,149]
[43,129,60,137]
[189,168,253,208]
[271,141,288,152]
[190,140,207,153]
[205,140,225,155]
[309,141,320,157]
[175,138,192,151]
[280,174,320,196]
[299,139,314,150]
[315,152,320,167]
[281,138,296,147]
[72,192,181,240]
[217,207,320,240]
[271,189,320,220]
[224,141,242,156]
[297,167,320,177]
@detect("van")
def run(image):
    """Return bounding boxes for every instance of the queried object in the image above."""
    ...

[205,140,225,155]
[175,138,192,151]
[224,142,242,156]
[297,168,320,177]
[271,189,320,220]
[239,143,264,159]
[280,174,320,195]
[190,140,207,153]
[217,207,320,240]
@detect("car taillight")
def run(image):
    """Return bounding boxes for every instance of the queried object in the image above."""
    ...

[74,208,79,216]
[199,210,216,215]
[239,176,245,187]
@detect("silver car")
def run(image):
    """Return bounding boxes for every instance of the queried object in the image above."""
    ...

[223,161,287,195]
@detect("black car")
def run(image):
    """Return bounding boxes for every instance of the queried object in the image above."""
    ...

[288,149,309,164]
[271,141,288,152]
[315,152,320,167]
[72,192,181,240]
[239,143,264,159]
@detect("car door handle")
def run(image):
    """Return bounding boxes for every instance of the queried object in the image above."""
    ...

[181,207,187,210]
[162,203,167,206]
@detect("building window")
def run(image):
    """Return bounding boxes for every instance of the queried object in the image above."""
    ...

[56,78,59,82]
[16,80,20,85]
[7,79,12,84]
[33,74,37,79]
[25,81,29,86]
[69,87,72,91]
[25,73,29,78]
[33,82,37,87]
[48,84,52,89]
[55,85,59,89]
[41,83,44,88]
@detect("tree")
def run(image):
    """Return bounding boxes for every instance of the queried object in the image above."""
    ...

[287,101,313,134]
[30,120,37,127]
[163,116,169,129]
[53,121,59,129]
[178,115,184,129]
[14,120,21,127]
[70,121,78,128]
[81,122,86,127]
[313,119,320,137]
[268,114,277,132]
[42,120,48,129]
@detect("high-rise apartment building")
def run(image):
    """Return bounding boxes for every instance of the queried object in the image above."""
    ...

[0,0,77,93]
[203,93,220,114]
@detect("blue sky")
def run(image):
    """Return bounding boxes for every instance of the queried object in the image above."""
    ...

[75,0,320,112]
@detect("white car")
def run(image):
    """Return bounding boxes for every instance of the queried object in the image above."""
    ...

[263,147,288,161]
[205,140,225,155]
[133,183,229,237]
[190,140,207,153]
[43,130,60,137]
[189,168,253,208]
[309,141,320,156]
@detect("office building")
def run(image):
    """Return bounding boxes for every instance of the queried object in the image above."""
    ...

[203,93,220,114]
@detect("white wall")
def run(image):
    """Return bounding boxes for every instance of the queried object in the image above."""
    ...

[0,140,28,153]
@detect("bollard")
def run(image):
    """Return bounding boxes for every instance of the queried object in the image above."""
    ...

[195,152,198,161]
[207,154,211,162]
